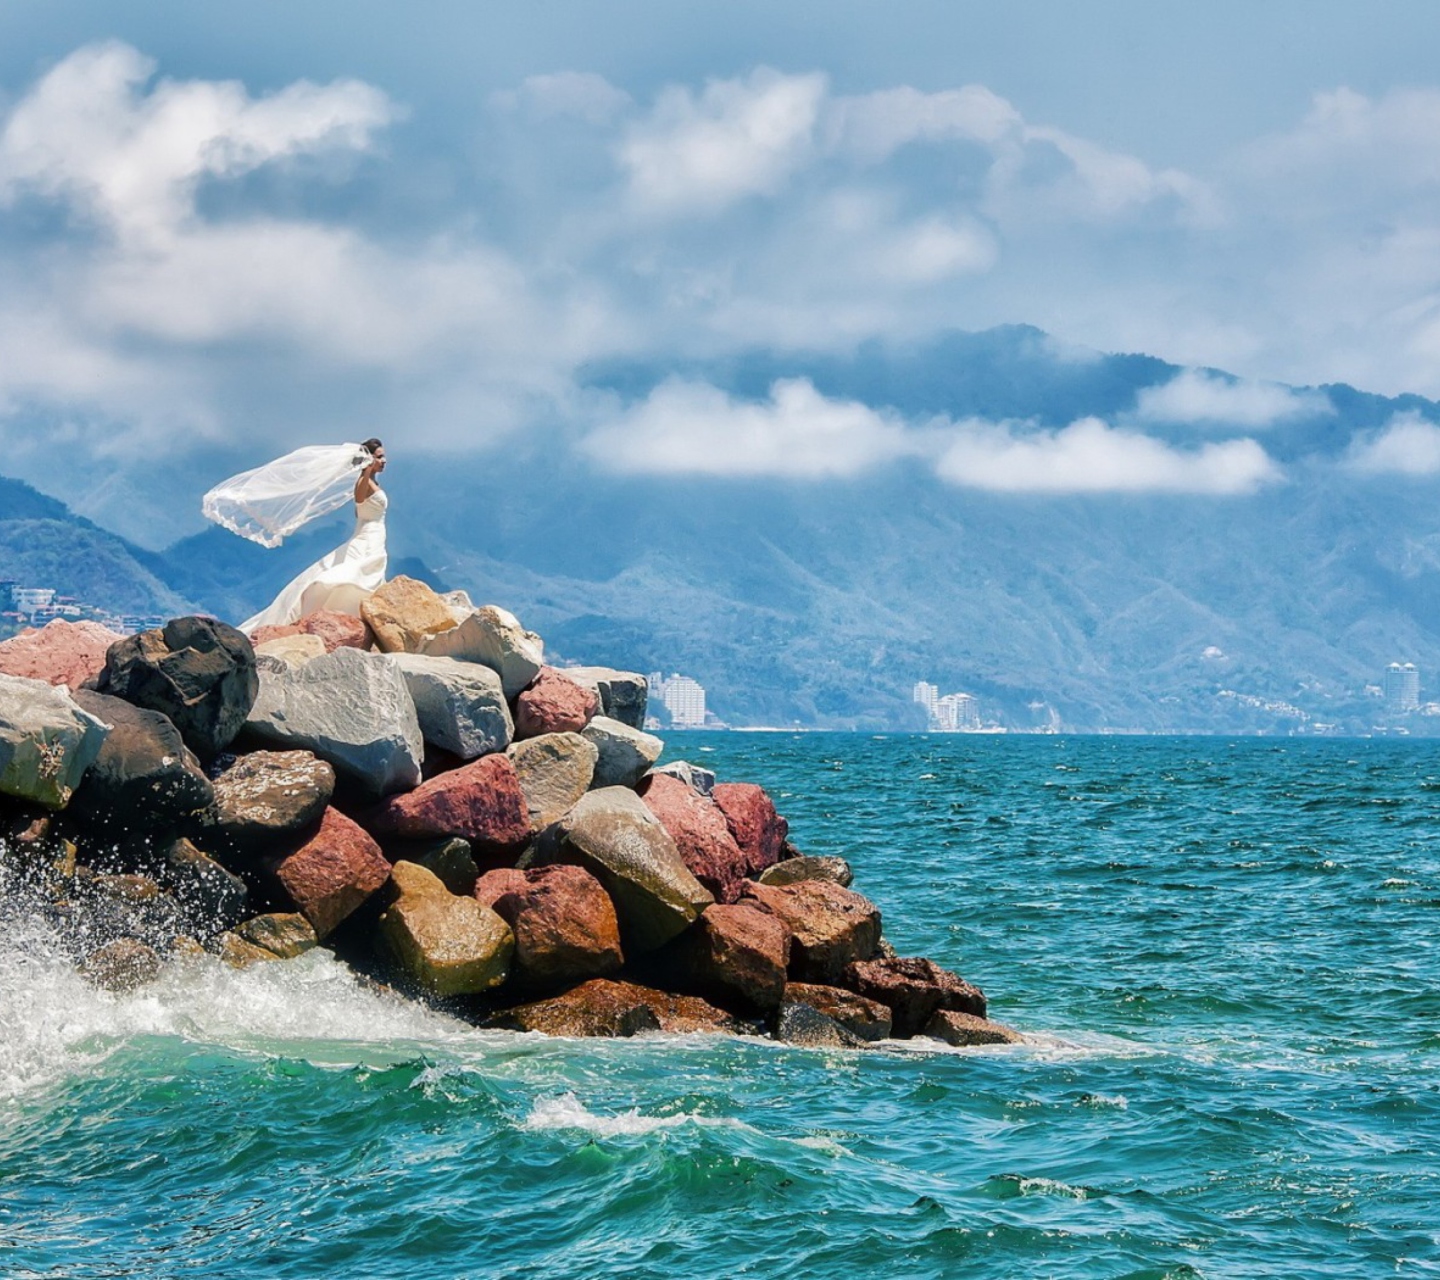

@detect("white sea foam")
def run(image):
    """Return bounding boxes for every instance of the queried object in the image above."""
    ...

[0,915,465,1106]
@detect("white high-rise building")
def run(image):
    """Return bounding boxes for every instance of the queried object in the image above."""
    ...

[661,675,707,727]
[1385,663,1421,714]
[935,692,980,731]
[12,588,55,614]
[912,681,939,718]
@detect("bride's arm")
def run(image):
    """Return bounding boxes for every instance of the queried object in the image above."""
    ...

[355,463,378,503]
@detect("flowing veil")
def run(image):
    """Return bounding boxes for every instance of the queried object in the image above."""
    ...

[202,443,373,547]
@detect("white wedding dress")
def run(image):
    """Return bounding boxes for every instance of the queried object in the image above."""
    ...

[240,488,388,633]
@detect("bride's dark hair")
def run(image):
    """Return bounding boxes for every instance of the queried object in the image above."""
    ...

[361,437,383,455]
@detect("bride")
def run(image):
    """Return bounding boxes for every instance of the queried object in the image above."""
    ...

[201,439,389,634]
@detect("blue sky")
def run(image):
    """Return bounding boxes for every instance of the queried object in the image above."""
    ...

[4,2,1440,533]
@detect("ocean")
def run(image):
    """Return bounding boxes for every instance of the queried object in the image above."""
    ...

[3,734,1438,1278]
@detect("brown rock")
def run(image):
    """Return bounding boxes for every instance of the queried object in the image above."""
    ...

[711,783,788,878]
[271,807,390,937]
[206,749,335,848]
[639,772,750,904]
[0,619,123,690]
[740,879,881,985]
[782,982,892,1041]
[474,863,623,989]
[923,1009,1024,1047]
[253,634,327,668]
[377,860,513,996]
[513,667,600,739]
[845,956,987,1038]
[493,978,744,1037]
[370,753,531,856]
[677,903,790,1011]
[235,911,319,959]
[400,837,480,895]
[506,732,597,831]
[297,611,373,653]
[80,937,162,992]
[360,577,458,654]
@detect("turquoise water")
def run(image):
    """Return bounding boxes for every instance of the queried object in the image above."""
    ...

[4,735,1439,1277]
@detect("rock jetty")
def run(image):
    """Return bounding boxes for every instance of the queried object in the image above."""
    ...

[0,586,1023,1049]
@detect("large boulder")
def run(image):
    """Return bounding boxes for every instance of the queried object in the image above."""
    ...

[514,667,600,739]
[369,753,530,857]
[0,619,124,690]
[270,807,391,938]
[0,674,108,809]
[361,576,460,654]
[99,616,258,760]
[202,750,335,851]
[420,605,543,699]
[923,1010,1025,1047]
[556,667,648,730]
[844,956,987,1038]
[528,787,712,954]
[377,861,514,996]
[638,772,750,904]
[758,855,854,889]
[68,691,213,838]
[782,982,892,1041]
[298,611,374,653]
[384,653,512,759]
[740,880,881,986]
[711,783,788,878]
[474,864,623,990]
[491,978,744,1037]
[582,716,664,789]
[242,646,423,797]
[673,903,791,1012]
[506,732,598,831]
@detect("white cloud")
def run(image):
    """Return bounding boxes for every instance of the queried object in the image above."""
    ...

[934,417,1282,494]
[582,377,930,477]
[1345,412,1440,476]
[619,68,825,213]
[1133,370,1331,427]
[825,84,1021,160]
[491,72,632,124]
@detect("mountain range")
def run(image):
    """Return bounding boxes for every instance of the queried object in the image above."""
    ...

[5,325,1440,733]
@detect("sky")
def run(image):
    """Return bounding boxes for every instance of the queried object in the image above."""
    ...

[4,1,1440,537]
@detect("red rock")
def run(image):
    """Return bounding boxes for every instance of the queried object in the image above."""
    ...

[923,1010,1024,1046]
[740,879,881,985]
[514,666,600,739]
[845,956,987,1038]
[474,864,623,989]
[0,619,123,690]
[248,623,303,647]
[370,753,531,856]
[492,978,744,1037]
[679,903,791,1011]
[782,982,892,1041]
[639,773,750,904]
[298,610,374,653]
[272,807,391,937]
[711,783,789,878]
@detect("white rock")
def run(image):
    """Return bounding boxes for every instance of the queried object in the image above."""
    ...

[243,647,423,797]
[384,653,513,759]
[581,715,664,789]
[420,605,543,700]
[0,673,109,809]
[254,634,327,668]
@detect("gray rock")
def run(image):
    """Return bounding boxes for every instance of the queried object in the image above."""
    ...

[649,759,716,796]
[0,673,108,810]
[775,1000,866,1049]
[100,616,258,759]
[242,647,423,797]
[562,666,649,730]
[68,691,213,838]
[507,732,598,831]
[758,855,854,889]
[202,750,335,850]
[582,716,664,789]
[528,786,712,953]
[419,605,543,700]
[384,653,513,759]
